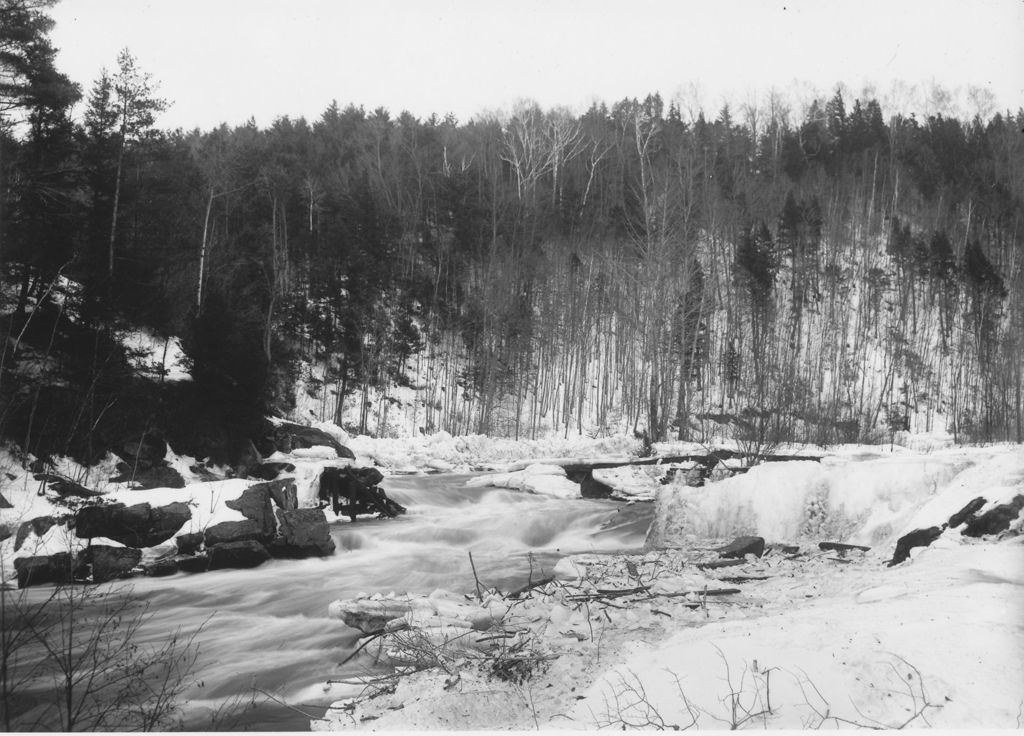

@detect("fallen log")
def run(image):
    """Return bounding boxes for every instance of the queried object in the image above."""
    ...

[507,575,556,599]
[696,558,747,569]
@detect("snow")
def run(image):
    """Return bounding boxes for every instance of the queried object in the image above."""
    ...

[118,327,191,381]
[465,463,581,499]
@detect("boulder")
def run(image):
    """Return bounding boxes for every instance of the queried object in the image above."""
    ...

[266,478,298,511]
[14,515,57,552]
[83,545,142,583]
[889,526,944,566]
[143,558,178,577]
[962,495,1024,537]
[272,507,335,557]
[75,502,190,548]
[75,503,126,539]
[208,540,271,570]
[176,531,204,555]
[580,472,614,499]
[177,554,210,574]
[225,484,276,536]
[14,552,71,588]
[0,490,13,509]
[0,523,11,543]
[350,467,384,487]
[275,422,354,459]
[948,496,987,528]
[253,462,296,481]
[203,519,265,547]
[716,535,765,559]
[125,465,186,490]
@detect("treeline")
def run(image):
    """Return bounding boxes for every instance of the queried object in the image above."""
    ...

[2,2,1022,462]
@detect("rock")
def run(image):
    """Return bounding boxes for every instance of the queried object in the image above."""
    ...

[948,496,987,528]
[83,545,142,583]
[74,503,125,539]
[580,472,614,499]
[253,462,296,481]
[0,491,12,509]
[14,552,71,588]
[350,467,384,487]
[208,540,271,570]
[0,523,11,543]
[225,484,277,536]
[272,507,335,557]
[121,432,168,470]
[204,519,265,547]
[889,526,944,566]
[716,535,765,559]
[962,495,1024,537]
[125,465,186,490]
[176,532,204,555]
[319,467,405,520]
[266,478,298,511]
[149,502,193,544]
[275,422,354,459]
[14,516,57,552]
[143,558,178,577]
[75,502,190,548]
[177,554,210,574]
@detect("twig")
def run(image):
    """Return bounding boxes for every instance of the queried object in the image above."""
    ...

[468,551,483,602]
[507,575,555,599]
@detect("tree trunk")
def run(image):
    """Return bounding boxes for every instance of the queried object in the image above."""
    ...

[107,139,126,277]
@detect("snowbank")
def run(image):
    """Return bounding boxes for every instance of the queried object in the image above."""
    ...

[465,463,580,499]
[571,539,1024,730]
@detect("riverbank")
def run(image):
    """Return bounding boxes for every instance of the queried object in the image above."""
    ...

[313,443,1024,731]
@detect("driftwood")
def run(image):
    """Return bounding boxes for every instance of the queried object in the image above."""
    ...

[696,558,747,569]
[566,586,741,603]
[507,575,556,599]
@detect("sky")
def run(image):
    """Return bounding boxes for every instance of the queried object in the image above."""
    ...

[48,0,1024,132]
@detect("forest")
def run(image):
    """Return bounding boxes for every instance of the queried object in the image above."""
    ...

[2,0,1023,470]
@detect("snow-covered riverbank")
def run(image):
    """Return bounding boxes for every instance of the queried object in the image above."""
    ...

[313,442,1024,731]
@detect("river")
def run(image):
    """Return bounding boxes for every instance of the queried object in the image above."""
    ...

[113,472,654,730]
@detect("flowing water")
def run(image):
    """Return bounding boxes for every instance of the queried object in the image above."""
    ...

[93,473,652,730]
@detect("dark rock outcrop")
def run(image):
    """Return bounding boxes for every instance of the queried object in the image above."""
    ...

[0,491,13,509]
[177,554,210,573]
[319,467,405,520]
[74,502,191,548]
[274,422,354,459]
[14,515,57,552]
[272,507,335,557]
[0,523,11,543]
[112,464,186,490]
[14,552,71,588]
[143,558,179,577]
[889,526,944,566]
[225,483,277,536]
[716,535,765,559]
[175,531,204,555]
[253,462,296,481]
[266,478,298,511]
[962,495,1024,537]
[818,541,870,554]
[82,545,142,583]
[948,496,987,528]
[208,540,271,570]
[203,519,265,547]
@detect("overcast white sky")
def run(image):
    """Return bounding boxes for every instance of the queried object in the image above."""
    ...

[48,0,1024,131]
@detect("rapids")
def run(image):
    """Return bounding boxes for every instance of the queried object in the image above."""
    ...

[106,473,651,730]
